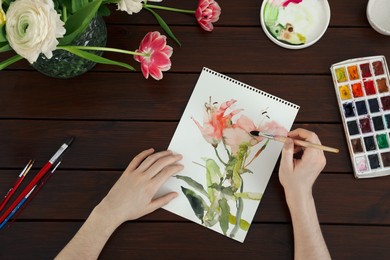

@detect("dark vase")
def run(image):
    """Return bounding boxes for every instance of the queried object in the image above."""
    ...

[32,16,107,79]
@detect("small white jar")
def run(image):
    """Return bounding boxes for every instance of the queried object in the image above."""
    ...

[367,0,390,36]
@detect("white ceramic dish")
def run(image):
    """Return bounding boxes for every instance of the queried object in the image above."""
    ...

[260,0,331,49]
[367,0,390,36]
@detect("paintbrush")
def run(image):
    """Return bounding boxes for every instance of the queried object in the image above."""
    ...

[250,130,339,154]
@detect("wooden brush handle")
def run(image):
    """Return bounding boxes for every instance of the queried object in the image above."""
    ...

[275,136,339,154]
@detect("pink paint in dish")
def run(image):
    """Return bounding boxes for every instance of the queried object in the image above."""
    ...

[282,0,303,7]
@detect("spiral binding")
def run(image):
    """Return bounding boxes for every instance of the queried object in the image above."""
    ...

[202,67,300,110]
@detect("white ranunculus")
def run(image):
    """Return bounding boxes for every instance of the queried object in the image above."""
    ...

[5,0,66,63]
[117,0,144,15]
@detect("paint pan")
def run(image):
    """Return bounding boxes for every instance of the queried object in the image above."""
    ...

[331,55,390,178]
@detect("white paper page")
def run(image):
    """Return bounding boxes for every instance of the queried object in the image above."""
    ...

[157,68,299,242]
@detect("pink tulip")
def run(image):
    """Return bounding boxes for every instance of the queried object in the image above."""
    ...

[134,31,173,80]
[195,0,221,32]
[192,99,241,147]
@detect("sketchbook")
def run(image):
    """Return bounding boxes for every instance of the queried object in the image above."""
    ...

[158,68,299,242]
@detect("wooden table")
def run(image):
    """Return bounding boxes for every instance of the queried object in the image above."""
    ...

[1,0,389,258]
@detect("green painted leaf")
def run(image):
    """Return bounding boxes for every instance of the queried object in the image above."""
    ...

[218,198,230,235]
[204,193,219,227]
[175,175,208,197]
[245,139,269,167]
[209,184,234,197]
[0,55,23,70]
[206,159,222,201]
[58,46,135,71]
[143,6,181,46]
[235,192,262,200]
[221,187,234,197]
[181,186,207,223]
[229,213,250,231]
[59,0,103,46]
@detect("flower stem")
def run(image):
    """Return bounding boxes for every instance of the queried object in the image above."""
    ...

[214,147,227,166]
[57,46,145,56]
[143,3,195,14]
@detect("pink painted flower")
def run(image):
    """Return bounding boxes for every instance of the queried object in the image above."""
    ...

[195,0,221,32]
[134,31,173,80]
[260,120,288,137]
[192,99,242,147]
[223,115,260,154]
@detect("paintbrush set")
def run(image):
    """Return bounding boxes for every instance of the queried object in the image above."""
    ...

[0,137,74,229]
[331,55,390,178]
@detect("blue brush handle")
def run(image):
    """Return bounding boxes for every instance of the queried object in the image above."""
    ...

[0,197,27,230]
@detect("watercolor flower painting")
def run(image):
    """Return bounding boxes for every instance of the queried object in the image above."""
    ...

[174,97,287,238]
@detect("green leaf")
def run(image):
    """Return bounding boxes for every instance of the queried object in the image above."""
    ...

[59,46,135,71]
[98,4,111,17]
[61,0,90,13]
[235,192,262,200]
[71,0,90,13]
[181,186,207,223]
[175,175,208,197]
[229,213,250,231]
[143,6,181,46]
[0,25,7,43]
[0,55,23,70]
[59,0,103,46]
[218,198,230,235]
[0,42,11,52]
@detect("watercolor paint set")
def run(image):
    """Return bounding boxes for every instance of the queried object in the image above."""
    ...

[331,55,390,178]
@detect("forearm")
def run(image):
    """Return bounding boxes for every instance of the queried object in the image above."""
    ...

[56,205,120,259]
[287,193,331,260]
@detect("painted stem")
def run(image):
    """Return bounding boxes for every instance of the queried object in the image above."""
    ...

[245,139,270,168]
[143,3,196,14]
[230,169,245,237]
[214,147,227,166]
[230,197,243,237]
[57,46,145,56]
[223,141,231,158]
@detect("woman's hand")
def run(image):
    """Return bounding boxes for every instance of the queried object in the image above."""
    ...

[96,148,183,226]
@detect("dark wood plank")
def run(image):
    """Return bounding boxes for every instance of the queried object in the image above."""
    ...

[0,121,347,172]
[1,169,388,225]
[105,0,371,27]
[0,222,388,259]
[3,27,390,73]
[0,72,340,122]
[1,171,388,225]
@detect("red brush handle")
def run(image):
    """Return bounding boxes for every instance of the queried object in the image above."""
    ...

[0,162,52,223]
